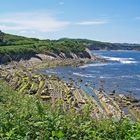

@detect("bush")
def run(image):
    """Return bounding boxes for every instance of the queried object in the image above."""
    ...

[0,33,87,56]
[0,80,140,140]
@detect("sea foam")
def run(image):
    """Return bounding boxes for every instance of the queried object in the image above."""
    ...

[102,56,138,64]
[80,63,111,68]
[73,72,95,78]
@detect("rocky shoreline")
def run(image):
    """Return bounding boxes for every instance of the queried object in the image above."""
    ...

[0,53,140,121]
[0,64,121,120]
[0,50,106,70]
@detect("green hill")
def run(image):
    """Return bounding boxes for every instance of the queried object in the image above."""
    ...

[57,38,140,51]
[0,31,86,55]
[0,31,140,58]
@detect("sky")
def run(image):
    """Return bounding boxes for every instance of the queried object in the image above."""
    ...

[0,0,140,43]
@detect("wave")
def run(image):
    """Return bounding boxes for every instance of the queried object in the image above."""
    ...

[135,88,140,91]
[102,56,138,64]
[136,75,140,78]
[73,72,95,78]
[120,75,134,78]
[99,76,113,79]
[119,60,137,64]
[80,63,112,68]
[81,57,138,69]
[45,70,57,74]
[129,88,140,91]
[73,73,113,79]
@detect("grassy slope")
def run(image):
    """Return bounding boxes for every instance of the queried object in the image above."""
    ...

[58,38,140,51]
[0,80,140,140]
[0,33,86,55]
[0,32,140,57]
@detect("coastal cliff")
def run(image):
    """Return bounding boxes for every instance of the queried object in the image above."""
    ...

[0,48,93,64]
[0,31,94,64]
[1,31,140,65]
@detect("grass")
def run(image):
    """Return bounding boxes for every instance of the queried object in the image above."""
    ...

[0,33,86,56]
[0,80,140,140]
[1,32,140,56]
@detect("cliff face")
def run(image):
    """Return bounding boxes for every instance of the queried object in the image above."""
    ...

[0,48,92,64]
[0,31,93,64]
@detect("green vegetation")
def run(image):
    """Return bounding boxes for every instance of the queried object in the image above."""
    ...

[58,38,140,51]
[1,31,140,139]
[0,80,140,140]
[0,32,86,55]
[0,31,140,57]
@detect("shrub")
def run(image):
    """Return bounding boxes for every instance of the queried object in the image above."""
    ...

[0,81,140,139]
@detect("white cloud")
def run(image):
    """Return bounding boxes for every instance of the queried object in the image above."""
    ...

[76,20,108,25]
[0,12,70,33]
[59,1,64,5]
[135,17,140,20]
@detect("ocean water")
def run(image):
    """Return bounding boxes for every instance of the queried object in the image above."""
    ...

[40,51,140,99]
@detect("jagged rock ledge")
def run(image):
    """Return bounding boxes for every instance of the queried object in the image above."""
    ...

[0,66,124,120]
[0,48,106,69]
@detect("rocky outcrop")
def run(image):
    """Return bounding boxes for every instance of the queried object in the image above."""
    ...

[0,48,93,64]
[58,48,92,59]
[0,67,123,119]
[0,53,40,64]
[77,49,92,59]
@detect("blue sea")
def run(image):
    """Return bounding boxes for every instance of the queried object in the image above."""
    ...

[40,51,140,99]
